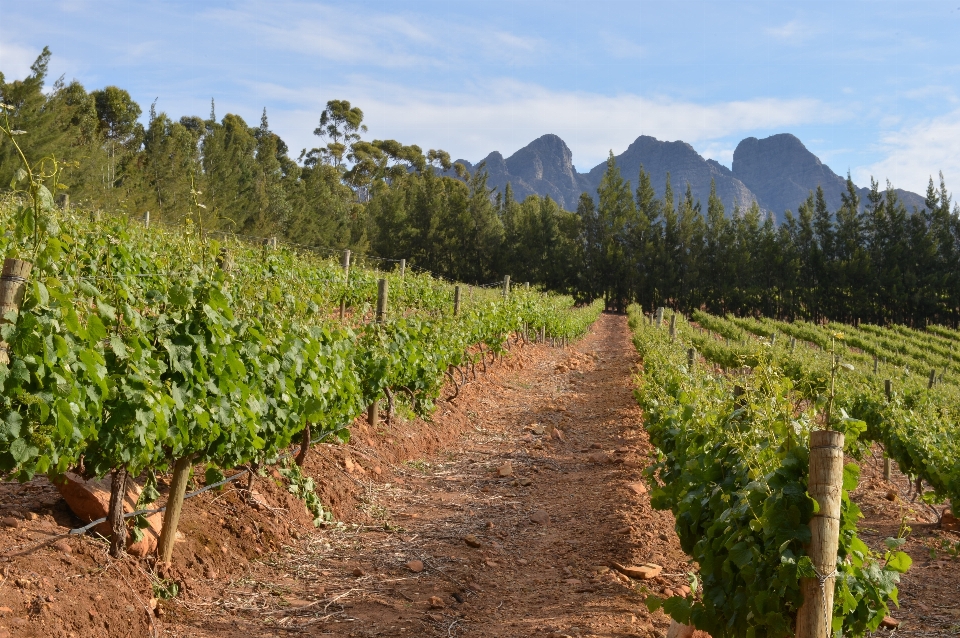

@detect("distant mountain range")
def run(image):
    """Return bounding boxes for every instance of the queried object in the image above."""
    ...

[450,132,926,219]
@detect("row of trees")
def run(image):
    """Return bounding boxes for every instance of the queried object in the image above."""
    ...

[3,48,959,326]
[582,152,960,327]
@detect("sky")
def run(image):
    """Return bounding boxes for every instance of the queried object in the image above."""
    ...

[1,0,960,195]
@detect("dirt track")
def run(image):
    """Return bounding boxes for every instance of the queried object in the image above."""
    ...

[162,313,690,637]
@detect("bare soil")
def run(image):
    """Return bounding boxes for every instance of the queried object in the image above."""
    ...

[0,313,956,638]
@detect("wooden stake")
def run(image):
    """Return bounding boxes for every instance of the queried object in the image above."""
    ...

[454,285,461,316]
[143,211,150,228]
[791,337,797,351]
[929,368,936,389]
[376,278,388,323]
[0,258,32,366]
[339,298,346,322]
[873,357,879,375]
[669,314,677,341]
[107,468,128,558]
[502,275,511,298]
[399,258,406,277]
[797,430,844,638]
[295,422,311,467]
[158,456,193,565]
[342,249,351,281]
[368,401,379,428]
[687,348,696,369]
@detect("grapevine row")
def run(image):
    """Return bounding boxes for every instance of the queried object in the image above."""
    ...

[686,311,960,506]
[628,306,909,638]
[0,200,603,558]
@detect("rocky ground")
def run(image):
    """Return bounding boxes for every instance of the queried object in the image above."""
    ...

[0,313,956,638]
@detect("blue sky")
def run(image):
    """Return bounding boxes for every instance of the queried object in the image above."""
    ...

[2,0,960,195]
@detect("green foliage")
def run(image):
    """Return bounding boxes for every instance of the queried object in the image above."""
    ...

[0,199,600,492]
[279,460,332,527]
[629,305,904,638]
[687,310,960,505]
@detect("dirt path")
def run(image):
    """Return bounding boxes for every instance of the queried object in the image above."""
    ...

[163,313,689,637]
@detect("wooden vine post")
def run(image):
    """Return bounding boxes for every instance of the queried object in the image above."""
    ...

[669,314,677,341]
[883,379,892,481]
[453,285,461,316]
[342,249,351,281]
[376,278,388,323]
[0,258,32,366]
[687,347,696,369]
[796,429,844,638]
[158,455,194,565]
[368,278,389,428]
[143,211,150,228]
[107,468,129,557]
[928,368,936,389]
[502,275,510,298]
[399,258,405,278]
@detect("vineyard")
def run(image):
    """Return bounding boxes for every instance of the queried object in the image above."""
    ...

[629,305,959,638]
[0,132,956,638]
[0,184,603,562]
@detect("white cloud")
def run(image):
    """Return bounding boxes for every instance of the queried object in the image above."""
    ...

[700,144,735,168]
[0,40,42,80]
[857,109,960,195]
[202,1,544,70]
[258,78,845,172]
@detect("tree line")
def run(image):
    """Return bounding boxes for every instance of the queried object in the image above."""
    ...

[2,48,958,327]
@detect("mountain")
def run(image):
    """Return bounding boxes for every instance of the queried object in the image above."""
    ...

[454,132,926,219]
[731,134,926,216]
[450,134,585,211]
[580,135,756,213]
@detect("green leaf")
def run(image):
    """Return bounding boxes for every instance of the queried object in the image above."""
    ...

[79,281,100,298]
[796,556,817,579]
[97,300,117,322]
[842,463,860,492]
[662,595,692,624]
[86,314,108,343]
[729,541,753,568]
[884,537,906,550]
[885,551,912,573]
[9,438,32,463]
[109,335,128,359]
[205,465,225,487]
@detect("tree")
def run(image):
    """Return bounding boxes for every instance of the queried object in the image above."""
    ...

[594,151,636,311]
[308,100,367,169]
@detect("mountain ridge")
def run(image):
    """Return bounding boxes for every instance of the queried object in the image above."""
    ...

[453,132,926,218]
